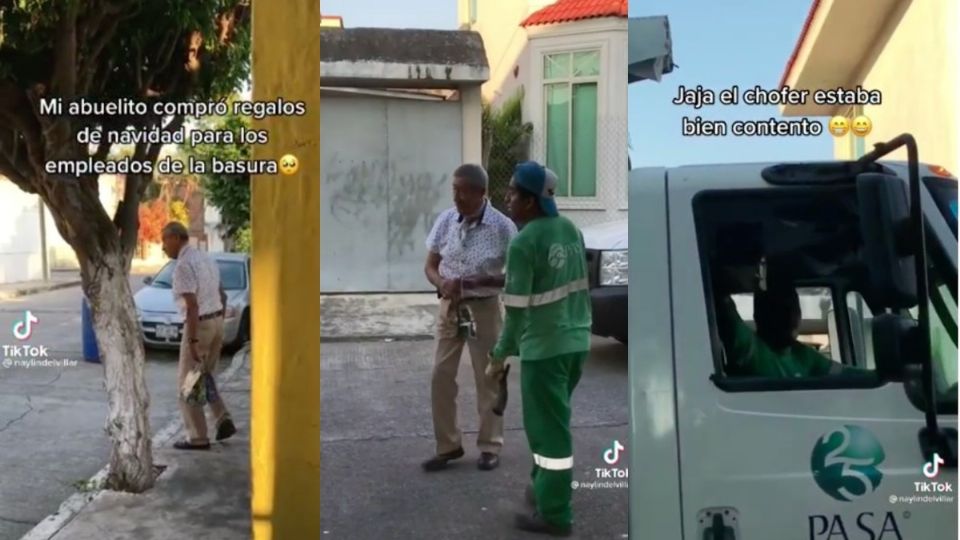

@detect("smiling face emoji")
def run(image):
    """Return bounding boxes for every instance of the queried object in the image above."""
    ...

[851,115,872,137]
[279,154,299,175]
[828,116,850,137]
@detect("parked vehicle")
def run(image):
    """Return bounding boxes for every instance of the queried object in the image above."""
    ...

[627,135,958,539]
[582,220,628,344]
[134,252,251,351]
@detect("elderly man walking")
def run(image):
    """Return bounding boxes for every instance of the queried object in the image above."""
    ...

[422,163,518,472]
[161,222,237,450]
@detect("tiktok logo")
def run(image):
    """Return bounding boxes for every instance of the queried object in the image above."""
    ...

[603,440,625,465]
[12,310,38,341]
[923,453,945,479]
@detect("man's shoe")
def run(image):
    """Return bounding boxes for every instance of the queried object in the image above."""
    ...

[514,512,572,537]
[173,440,211,451]
[478,452,500,471]
[216,418,237,441]
[421,447,464,472]
[525,484,537,508]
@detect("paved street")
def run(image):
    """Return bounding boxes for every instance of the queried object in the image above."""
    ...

[321,337,629,539]
[0,275,230,540]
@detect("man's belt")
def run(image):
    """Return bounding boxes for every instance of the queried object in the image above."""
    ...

[199,310,223,321]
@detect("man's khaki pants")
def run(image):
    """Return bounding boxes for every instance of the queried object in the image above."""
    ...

[178,317,230,444]
[431,296,504,455]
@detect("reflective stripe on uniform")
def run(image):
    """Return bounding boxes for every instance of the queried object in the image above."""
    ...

[533,453,574,470]
[502,277,589,308]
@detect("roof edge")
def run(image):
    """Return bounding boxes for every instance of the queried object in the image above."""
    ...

[779,0,823,89]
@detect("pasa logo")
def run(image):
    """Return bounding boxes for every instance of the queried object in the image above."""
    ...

[548,243,567,269]
[12,310,38,341]
[923,453,945,479]
[811,425,885,502]
[603,440,624,465]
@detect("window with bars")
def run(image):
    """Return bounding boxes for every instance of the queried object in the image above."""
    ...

[543,50,600,198]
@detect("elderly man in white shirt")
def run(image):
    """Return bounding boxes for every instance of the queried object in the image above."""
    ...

[161,222,237,450]
[422,163,518,472]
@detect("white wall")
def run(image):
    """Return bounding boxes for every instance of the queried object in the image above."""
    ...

[853,0,957,174]
[204,205,225,253]
[0,179,43,284]
[320,93,466,292]
[460,0,533,107]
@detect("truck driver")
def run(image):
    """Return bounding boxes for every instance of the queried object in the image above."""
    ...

[715,281,853,378]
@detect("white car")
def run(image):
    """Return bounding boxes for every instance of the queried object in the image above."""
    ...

[134,252,251,351]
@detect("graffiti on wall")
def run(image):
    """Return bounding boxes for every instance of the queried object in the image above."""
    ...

[324,155,448,256]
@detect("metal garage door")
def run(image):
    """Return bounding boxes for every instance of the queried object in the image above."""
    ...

[320,95,462,292]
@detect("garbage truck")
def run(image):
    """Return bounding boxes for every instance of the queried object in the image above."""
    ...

[627,134,958,539]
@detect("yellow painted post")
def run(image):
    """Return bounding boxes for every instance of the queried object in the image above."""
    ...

[250,1,321,538]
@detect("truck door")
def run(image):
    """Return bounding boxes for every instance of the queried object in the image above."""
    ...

[668,180,957,540]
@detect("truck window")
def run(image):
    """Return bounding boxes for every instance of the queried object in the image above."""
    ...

[907,265,959,407]
[843,291,875,370]
[695,187,882,390]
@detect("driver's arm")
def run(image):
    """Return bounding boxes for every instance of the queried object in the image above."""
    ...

[715,295,758,369]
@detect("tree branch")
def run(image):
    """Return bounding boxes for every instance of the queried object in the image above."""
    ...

[96,56,117,97]
[142,30,180,96]
[114,113,181,264]
[77,139,114,188]
[0,83,46,177]
[49,6,79,100]
[114,172,143,264]
[80,16,121,95]
[135,41,144,95]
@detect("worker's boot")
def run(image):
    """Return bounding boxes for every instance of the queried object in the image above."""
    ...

[513,512,572,537]
[525,484,536,508]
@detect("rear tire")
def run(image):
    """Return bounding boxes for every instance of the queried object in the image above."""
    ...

[225,309,250,352]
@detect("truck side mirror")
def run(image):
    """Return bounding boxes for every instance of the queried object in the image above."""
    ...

[857,173,917,308]
[871,313,919,381]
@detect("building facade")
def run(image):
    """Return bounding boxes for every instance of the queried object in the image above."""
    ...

[780,0,958,174]
[461,0,629,227]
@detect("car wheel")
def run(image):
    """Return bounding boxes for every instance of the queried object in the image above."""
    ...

[227,309,250,351]
[240,309,250,343]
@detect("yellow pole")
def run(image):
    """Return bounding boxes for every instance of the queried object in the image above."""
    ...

[250,1,321,538]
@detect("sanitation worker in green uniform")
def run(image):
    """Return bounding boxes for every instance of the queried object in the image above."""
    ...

[488,161,592,537]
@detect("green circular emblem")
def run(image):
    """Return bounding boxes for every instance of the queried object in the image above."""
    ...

[810,425,885,502]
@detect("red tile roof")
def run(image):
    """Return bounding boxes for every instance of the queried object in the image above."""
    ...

[779,0,822,88]
[521,0,627,27]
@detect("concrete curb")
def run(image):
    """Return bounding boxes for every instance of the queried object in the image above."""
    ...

[0,280,82,301]
[320,334,434,343]
[19,344,251,540]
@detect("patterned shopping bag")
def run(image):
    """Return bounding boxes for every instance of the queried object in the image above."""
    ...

[182,368,209,406]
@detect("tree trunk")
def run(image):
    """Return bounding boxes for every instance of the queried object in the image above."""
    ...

[83,244,155,492]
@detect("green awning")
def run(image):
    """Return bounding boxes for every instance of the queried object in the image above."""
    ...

[629,16,675,83]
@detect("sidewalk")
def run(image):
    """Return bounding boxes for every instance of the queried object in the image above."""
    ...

[320,293,438,341]
[23,347,252,540]
[0,271,80,301]
[0,261,164,302]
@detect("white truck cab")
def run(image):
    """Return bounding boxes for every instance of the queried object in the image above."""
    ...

[627,135,958,539]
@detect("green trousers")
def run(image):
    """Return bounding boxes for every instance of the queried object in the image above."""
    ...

[521,351,588,527]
